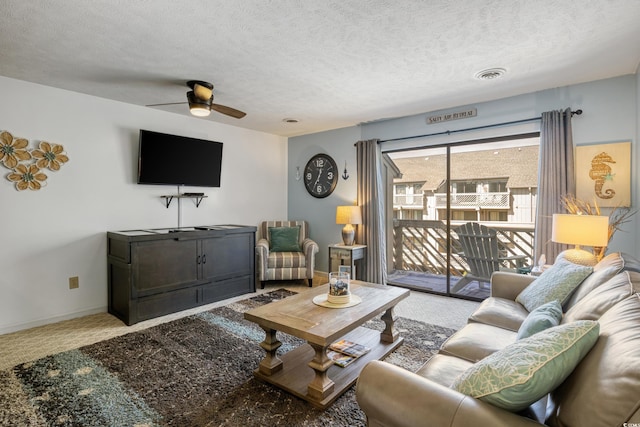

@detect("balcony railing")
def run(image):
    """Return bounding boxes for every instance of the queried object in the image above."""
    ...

[391,219,534,278]
[393,194,424,207]
[434,192,510,209]
[393,191,511,210]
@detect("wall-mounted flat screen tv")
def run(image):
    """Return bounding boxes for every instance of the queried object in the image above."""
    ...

[137,129,223,187]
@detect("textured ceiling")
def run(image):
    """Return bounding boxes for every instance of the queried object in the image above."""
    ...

[2,1,640,137]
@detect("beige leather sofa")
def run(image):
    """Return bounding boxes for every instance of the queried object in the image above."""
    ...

[356,252,640,427]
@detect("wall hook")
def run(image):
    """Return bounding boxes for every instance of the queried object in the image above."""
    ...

[295,166,301,181]
[342,161,349,180]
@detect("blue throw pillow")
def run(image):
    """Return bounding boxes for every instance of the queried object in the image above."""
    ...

[517,300,563,340]
[452,320,599,412]
[516,258,592,311]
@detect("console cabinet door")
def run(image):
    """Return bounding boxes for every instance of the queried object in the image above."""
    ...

[132,238,199,297]
[200,233,254,282]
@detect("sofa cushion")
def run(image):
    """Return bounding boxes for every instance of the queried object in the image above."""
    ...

[549,294,640,427]
[562,271,633,323]
[439,323,516,363]
[451,320,599,412]
[515,258,592,311]
[516,300,563,340]
[268,226,302,252]
[621,252,640,273]
[564,252,624,309]
[468,297,529,332]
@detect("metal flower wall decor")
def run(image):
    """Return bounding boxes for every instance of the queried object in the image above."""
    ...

[1,130,69,191]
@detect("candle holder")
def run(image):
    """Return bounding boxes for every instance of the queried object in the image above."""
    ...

[328,271,351,304]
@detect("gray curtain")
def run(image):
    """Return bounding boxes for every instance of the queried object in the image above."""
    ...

[534,108,576,263]
[356,139,387,284]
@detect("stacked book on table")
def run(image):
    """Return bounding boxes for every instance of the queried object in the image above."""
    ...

[327,339,371,367]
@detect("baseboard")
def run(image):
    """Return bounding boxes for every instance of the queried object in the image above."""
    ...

[0,306,107,335]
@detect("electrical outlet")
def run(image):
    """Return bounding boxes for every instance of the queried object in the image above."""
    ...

[69,276,79,289]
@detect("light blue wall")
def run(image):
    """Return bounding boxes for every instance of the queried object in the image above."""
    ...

[288,126,362,273]
[289,74,639,273]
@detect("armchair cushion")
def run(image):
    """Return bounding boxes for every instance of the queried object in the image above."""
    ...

[267,251,306,268]
[451,320,599,412]
[268,226,302,252]
[515,258,592,311]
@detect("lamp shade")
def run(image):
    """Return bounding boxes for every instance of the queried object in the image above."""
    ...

[336,205,362,225]
[551,214,609,247]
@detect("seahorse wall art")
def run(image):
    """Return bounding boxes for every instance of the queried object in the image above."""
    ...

[589,151,616,199]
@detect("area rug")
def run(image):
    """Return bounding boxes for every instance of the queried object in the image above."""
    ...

[0,289,456,427]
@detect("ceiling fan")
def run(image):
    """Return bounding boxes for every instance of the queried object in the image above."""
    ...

[147,80,246,119]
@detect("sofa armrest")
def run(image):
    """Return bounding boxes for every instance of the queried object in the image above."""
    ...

[490,271,536,301]
[356,361,543,427]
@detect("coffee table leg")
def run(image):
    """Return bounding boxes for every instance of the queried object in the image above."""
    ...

[380,306,399,343]
[258,326,283,375]
[307,342,335,401]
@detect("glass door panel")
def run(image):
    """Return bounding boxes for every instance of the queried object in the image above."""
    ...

[387,146,449,296]
[386,137,538,301]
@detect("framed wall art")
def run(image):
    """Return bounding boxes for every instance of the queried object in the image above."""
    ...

[575,141,631,207]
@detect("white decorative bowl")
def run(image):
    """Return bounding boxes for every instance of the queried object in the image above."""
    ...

[327,293,352,304]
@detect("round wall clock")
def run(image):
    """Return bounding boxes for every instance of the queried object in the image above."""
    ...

[303,153,338,198]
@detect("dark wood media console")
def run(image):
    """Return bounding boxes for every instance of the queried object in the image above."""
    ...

[107,225,256,325]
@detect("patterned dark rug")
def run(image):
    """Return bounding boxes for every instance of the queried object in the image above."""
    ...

[0,289,456,427]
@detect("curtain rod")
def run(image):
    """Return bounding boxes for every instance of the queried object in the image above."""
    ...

[378,109,583,144]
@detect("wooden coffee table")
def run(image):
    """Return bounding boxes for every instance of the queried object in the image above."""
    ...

[244,281,409,409]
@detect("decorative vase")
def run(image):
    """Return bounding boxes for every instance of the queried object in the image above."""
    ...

[328,271,351,304]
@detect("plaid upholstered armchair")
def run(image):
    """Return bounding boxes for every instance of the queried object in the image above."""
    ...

[256,220,319,289]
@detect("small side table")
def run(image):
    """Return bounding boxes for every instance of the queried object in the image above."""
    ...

[328,244,366,280]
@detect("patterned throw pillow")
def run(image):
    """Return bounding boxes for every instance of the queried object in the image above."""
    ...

[268,226,302,252]
[516,300,563,340]
[451,320,599,412]
[516,258,593,312]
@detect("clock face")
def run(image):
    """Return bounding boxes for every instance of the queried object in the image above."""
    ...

[303,153,338,198]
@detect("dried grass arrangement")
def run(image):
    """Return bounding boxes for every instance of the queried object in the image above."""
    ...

[560,194,636,260]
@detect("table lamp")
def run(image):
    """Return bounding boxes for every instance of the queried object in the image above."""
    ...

[336,205,362,246]
[551,214,609,266]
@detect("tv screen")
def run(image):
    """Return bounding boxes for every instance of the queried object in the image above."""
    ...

[137,130,223,187]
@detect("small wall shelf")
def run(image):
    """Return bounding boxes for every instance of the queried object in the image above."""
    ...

[161,194,207,208]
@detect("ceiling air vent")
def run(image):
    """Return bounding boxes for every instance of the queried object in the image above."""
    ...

[474,68,506,80]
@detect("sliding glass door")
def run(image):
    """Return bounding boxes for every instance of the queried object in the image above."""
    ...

[386,137,538,301]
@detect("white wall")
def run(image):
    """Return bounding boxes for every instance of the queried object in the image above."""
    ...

[0,76,287,334]
[289,74,639,270]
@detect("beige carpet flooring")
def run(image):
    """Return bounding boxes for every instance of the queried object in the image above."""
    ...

[0,280,478,371]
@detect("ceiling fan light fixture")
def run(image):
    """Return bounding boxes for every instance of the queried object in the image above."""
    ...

[190,106,210,117]
[193,82,213,100]
[187,91,211,117]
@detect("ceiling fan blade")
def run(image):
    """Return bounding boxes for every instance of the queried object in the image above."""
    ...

[146,101,187,107]
[211,103,246,119]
